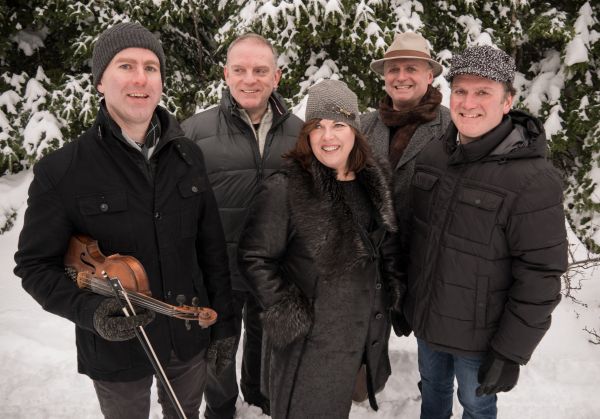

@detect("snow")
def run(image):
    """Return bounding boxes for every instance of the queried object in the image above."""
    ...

[1,172,599,418]
[522,51,564,116]
[564,36,589,67]
[0,90,21,115]
[544,103,564,139]
[10,30,46,57]
[2,2,600,416]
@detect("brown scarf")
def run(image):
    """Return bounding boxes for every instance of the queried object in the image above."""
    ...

[379,85,442,168]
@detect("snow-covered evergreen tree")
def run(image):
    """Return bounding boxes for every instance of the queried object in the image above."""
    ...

[0,0,228,173]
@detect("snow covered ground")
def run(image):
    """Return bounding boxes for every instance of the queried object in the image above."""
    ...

[1,171,599,418]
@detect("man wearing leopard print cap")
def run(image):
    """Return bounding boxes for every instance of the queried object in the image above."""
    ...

[401,44,568,418]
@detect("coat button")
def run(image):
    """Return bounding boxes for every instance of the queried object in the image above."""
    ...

[99,203,109,212]
[191,186,199,193]
[375,283,382,290]
[475,198,481,205]
[154,211,162,220]
[375,313,383,320]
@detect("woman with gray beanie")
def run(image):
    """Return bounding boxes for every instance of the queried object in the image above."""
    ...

[237,79,406,418]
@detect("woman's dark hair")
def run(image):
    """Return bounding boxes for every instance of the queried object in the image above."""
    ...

[283,119,372,175]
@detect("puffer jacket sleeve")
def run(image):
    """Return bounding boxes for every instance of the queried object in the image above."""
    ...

[191,146,236,340]
[237,173,291,309]
[491,167,568,364]
[14,152,105,332]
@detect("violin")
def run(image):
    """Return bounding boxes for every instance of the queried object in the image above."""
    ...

[63,234,217,328]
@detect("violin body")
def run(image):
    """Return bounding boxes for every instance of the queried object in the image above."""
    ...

[64,234,217,327]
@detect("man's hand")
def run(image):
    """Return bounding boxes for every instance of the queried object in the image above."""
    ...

[206,336,237,376]
[476,350,520,396]
[93,298,155,341]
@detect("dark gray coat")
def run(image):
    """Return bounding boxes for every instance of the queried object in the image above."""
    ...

[238,158,402,418]
[14,105,235,381]
[405,110,568,364]
[182,90,302,290]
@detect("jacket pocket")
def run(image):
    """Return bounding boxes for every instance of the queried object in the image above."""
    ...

[77,191,135,252]
[177,175,208,198]
[411,171,439,222]
[177,175,207,239]
[448,187,504,245]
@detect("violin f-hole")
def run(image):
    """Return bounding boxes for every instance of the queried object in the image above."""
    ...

[79,252,97,273]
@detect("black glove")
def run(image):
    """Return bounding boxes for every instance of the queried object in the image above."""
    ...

[206,336,237,376]
[93,298,155,342]
[476,350,520,396]
[389,282,404,314]
[388,281,412,336]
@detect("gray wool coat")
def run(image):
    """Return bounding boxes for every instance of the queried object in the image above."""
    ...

[360,106,451,221]
[238,158,403,418]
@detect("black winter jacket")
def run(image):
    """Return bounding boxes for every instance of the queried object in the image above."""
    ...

[182,90,303,290]
[405,110,567,364]
[238,158,403,417]
[14,104,235,381]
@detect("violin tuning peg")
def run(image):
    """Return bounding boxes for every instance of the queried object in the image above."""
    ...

[176,294,186,306]
[191,297,199,307]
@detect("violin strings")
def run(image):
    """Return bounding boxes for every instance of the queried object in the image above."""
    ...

[76,274,199,318]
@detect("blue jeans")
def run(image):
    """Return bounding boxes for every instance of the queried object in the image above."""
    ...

[417,339,497,419]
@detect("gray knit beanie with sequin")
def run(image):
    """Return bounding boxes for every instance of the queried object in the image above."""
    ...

[446,45,516,83]
[305,79,361,131]
[92,22,166,88]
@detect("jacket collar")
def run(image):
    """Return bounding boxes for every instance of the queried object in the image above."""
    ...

[96,101,185,156]
[221,89,291,128]
[288,156,397,233]
[445,110,546,165]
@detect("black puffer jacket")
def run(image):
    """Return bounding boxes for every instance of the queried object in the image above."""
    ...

[405,110,568,364]
[182,90,303,290]
[14,105,235,381]
[238,158,403,417]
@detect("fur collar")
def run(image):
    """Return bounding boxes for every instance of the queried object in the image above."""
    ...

[284,156,396,278]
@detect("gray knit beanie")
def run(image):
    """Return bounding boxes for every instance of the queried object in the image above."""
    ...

[92,22,166,88]
[305,79,361,131]
[446,45,516,83]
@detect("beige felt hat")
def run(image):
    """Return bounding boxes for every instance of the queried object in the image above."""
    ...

[370,32,443,77]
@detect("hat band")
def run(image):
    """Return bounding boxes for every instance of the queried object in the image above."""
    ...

[384,50,431,60]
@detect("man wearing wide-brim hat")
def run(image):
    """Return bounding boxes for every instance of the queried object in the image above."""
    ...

[360,31,451,338]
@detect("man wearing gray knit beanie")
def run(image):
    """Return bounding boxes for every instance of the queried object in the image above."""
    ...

[14,22,236,419]
[402,44,567,419]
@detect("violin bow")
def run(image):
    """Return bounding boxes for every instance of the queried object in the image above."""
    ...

[104,272,187,419]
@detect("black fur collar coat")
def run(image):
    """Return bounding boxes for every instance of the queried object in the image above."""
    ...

[238,156,404,417]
